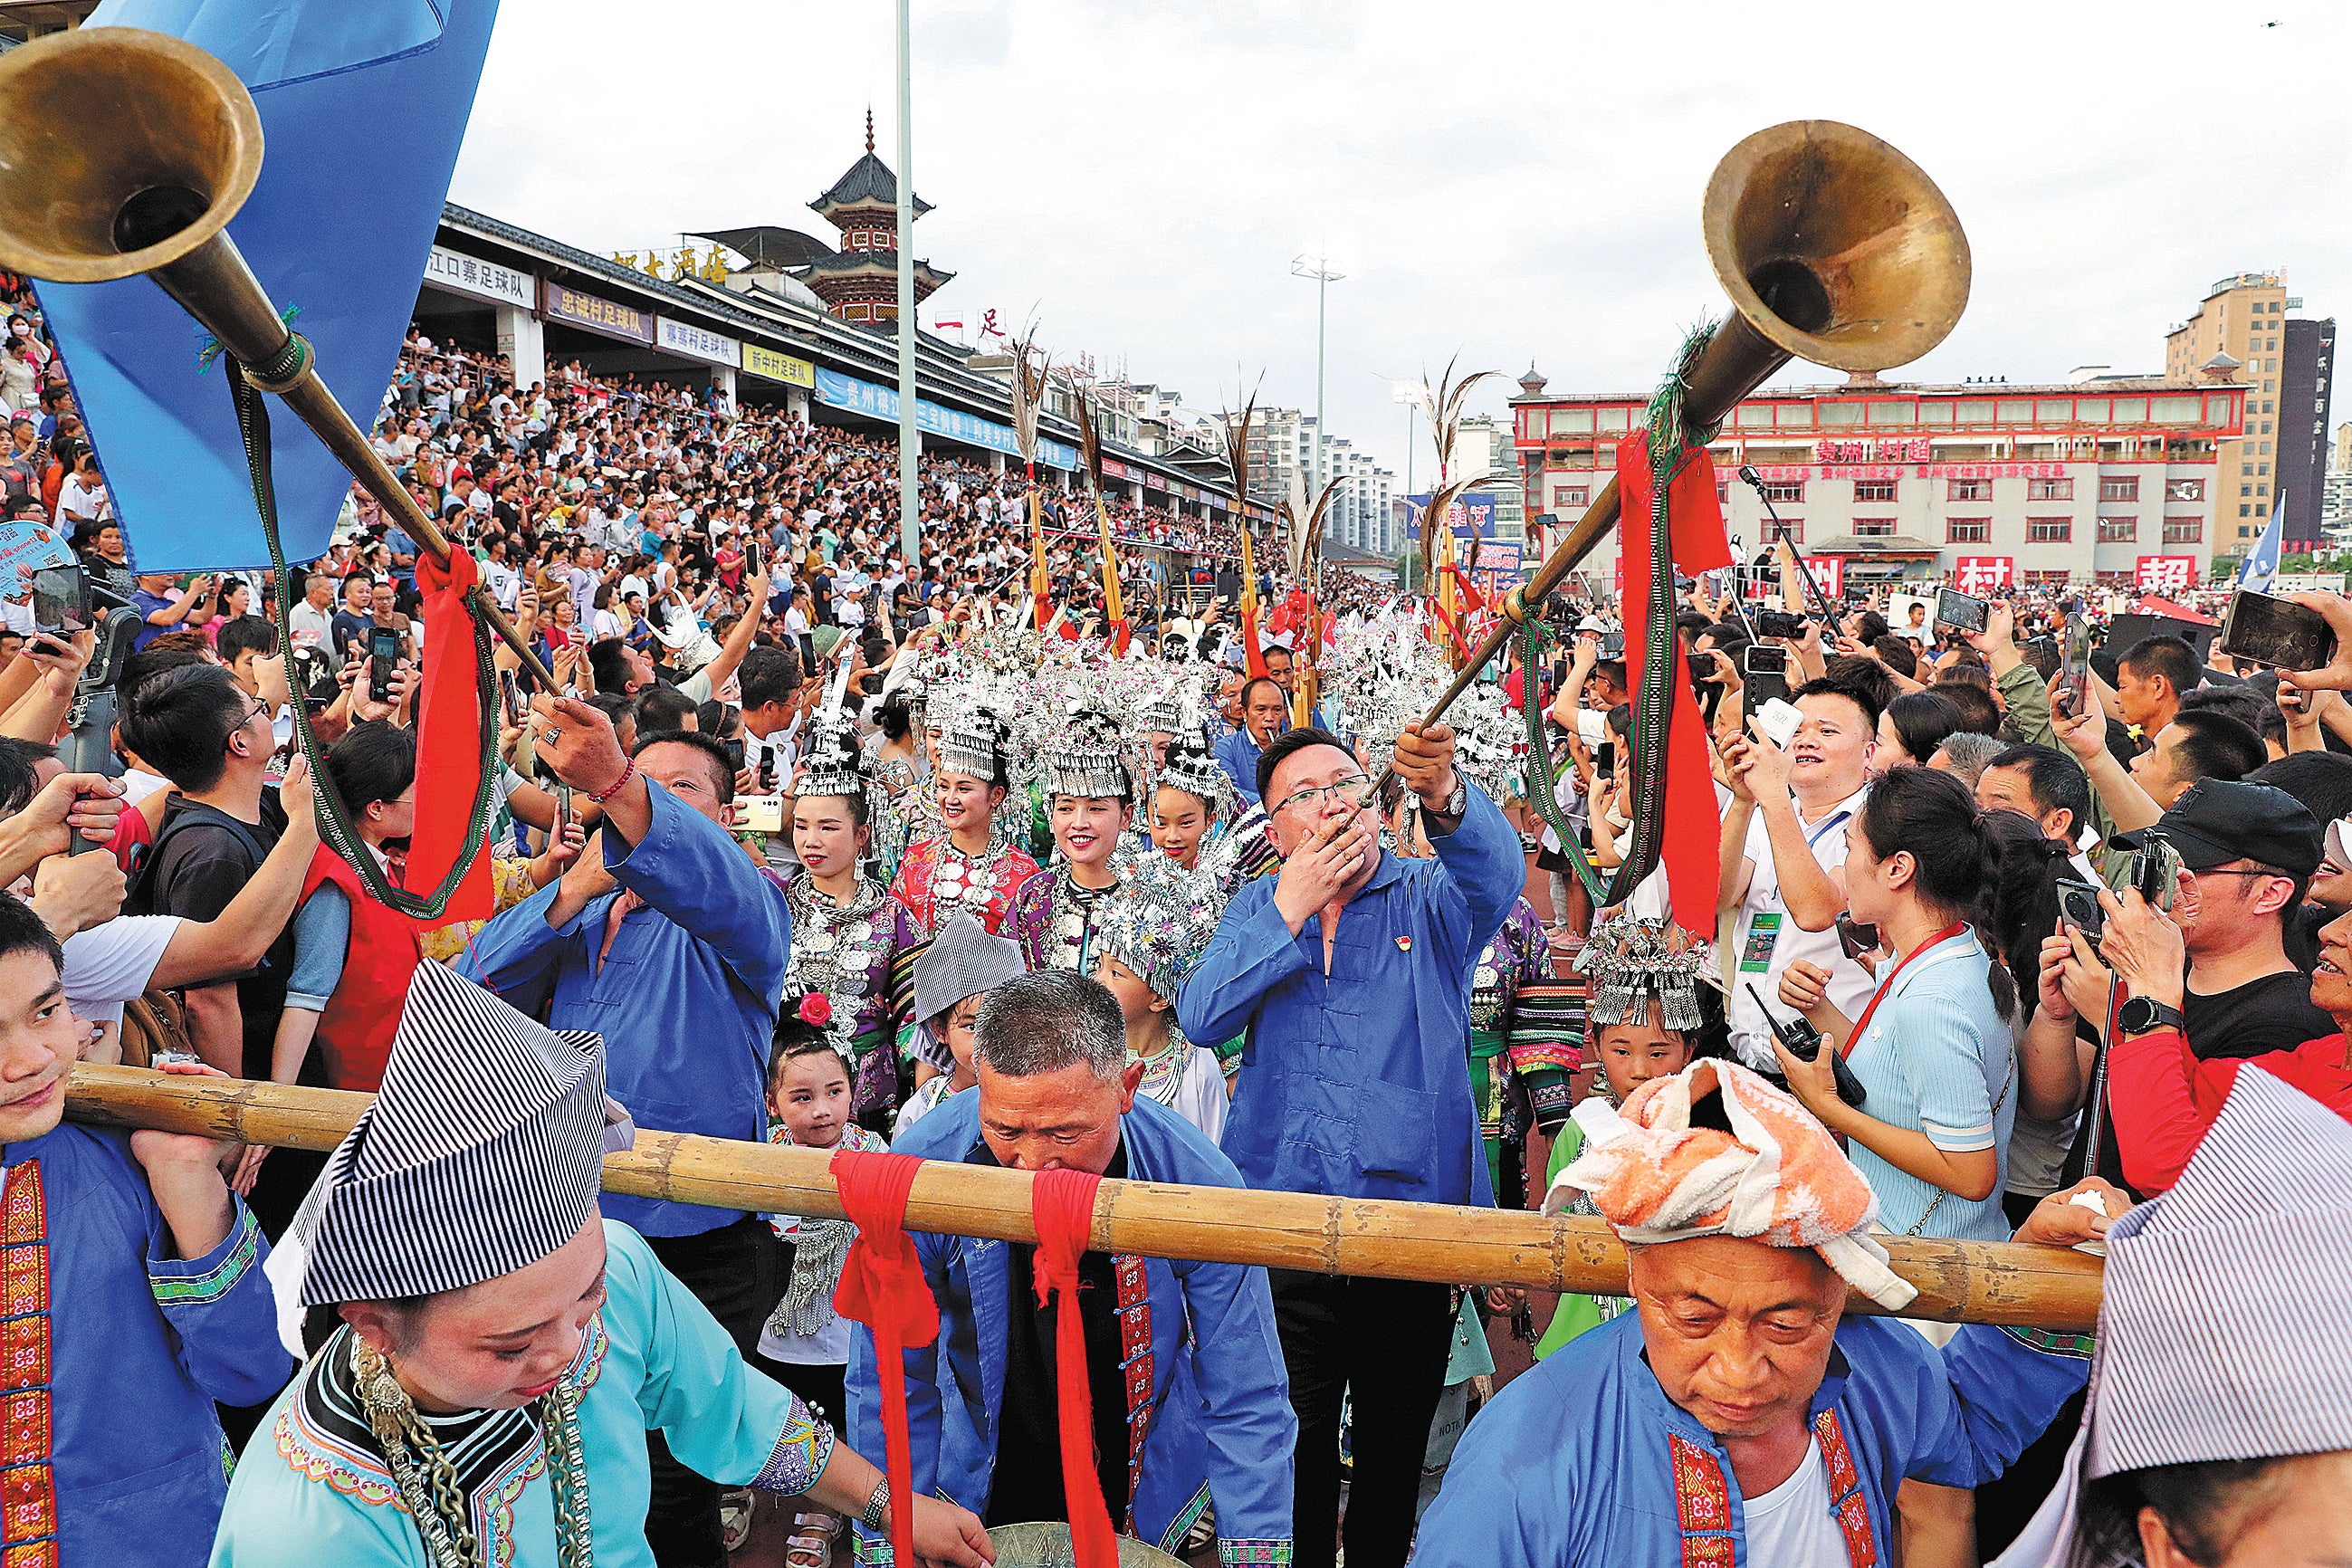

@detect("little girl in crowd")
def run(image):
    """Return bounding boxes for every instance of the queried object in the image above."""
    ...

[1535,914,1720,1358]
[756,993,888,1567]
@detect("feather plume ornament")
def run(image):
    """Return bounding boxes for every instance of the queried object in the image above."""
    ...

[1220,387,1270,680]
[1007,328,1054,632]
[1282,477,1346,727]
[1066,385,1124,632]
[1412,354,1506,483]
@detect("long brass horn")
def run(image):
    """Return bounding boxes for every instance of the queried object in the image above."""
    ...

[1393,120,1970,753]
[0,27,556,685]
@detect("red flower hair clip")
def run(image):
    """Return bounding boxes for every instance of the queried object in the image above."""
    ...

[797,993,833,1028]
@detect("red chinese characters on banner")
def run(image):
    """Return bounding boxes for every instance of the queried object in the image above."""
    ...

[2136,555,2197,594]
[1801,556,1843,598]
[1955,557,2013,595]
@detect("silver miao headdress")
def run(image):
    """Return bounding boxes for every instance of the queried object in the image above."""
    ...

[1092,851,1230,1003]
[794,657,865,799]
[1156,733,1233,817]
[1575,911,1713,1033]
[1042,700,1133,801]
[937,691,1009,784]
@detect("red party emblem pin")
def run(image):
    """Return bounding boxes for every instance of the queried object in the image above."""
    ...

[1396,936,1412,952]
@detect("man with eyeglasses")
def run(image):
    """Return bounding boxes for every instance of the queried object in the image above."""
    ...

[1177,719,1525,1568]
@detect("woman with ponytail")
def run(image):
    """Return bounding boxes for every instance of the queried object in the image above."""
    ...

[1774,765,2040,1242]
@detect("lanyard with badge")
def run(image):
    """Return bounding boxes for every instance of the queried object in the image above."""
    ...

[1735,808,1852,975]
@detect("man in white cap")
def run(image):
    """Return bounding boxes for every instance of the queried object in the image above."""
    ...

[212,963,993,1568]
[1415,1058,2116,1567]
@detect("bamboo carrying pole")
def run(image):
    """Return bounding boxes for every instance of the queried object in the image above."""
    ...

[66,1066,2104,1332]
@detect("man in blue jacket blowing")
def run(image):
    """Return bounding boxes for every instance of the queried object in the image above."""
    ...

[1179,719,1524,1568]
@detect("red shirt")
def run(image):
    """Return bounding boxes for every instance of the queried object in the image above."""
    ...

[2107,1026,2352,1193]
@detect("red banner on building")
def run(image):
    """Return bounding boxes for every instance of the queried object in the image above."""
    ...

[1801,556,1844,598]
[2135,555,2197,594]
[1955,556,2013,594]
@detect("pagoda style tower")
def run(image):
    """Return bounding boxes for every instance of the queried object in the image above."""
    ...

[801,110,953,327]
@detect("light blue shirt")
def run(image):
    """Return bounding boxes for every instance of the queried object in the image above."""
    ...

[1844,928,2017,1242]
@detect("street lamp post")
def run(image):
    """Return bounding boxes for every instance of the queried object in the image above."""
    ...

[894,0,920,568]
[1291,253,1344,498]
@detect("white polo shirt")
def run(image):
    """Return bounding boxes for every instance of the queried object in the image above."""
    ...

[1726,783,1877,1069]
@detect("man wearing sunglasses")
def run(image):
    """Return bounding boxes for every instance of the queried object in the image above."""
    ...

[1178,719,1525,1568]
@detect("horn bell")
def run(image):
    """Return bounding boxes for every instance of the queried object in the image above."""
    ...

[0,27,262,285]
[1704,120,1971,375]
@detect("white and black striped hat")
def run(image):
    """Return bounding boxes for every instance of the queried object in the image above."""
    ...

[295,963,610,1308]
[2085,1063,2352,1478]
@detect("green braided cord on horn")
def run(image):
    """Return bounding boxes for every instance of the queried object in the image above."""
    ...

[1517,614,1609,904]
[225,358,502,921]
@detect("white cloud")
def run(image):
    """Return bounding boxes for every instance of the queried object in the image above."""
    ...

[452,0,2352,480]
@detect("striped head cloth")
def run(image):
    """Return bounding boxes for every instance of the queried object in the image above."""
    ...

[2086,1063,2352,1479]
[294,962,612,1308]
[1545,1056,1917,1311]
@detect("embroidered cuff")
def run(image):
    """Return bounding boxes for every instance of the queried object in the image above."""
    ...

[1219,1542,1294,1566]
[852,1525,894,1566]
[2003,1324,2096,1359]
[1522,1070,1575,1133]
[150,1200,262,1308]
[750,1401,837,1496]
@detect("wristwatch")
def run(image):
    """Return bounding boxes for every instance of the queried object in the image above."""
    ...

[2116,996,2185,1036]
[1439,776,1468,820]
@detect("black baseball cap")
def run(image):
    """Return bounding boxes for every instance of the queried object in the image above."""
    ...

[2110,779,2321,877]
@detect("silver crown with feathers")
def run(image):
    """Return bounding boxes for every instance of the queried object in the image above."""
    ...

[1042,700,1133,801]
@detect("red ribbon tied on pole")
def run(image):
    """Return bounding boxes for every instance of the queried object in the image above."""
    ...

[1030,1166,1117,1568]
[406,545,492,924]
[830,1149,941,1568]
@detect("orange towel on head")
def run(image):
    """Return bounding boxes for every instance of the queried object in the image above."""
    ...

[1546,1059,1918,1311]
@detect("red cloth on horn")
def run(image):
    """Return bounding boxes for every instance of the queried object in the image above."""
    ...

[1030,1166,1117,1568]
[1615,432,1734,941]
[831,1150,942,1568]
[406,545,493,924]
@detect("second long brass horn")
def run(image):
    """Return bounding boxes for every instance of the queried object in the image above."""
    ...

[1389,119,1970,776]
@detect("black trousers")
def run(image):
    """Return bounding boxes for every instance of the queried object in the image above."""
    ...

[1271,1270,1457,1568]
[644,1217,780,1568]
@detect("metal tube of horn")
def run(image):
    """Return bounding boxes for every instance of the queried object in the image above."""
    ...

[0,27,558,689]
[1380,120,1970,774]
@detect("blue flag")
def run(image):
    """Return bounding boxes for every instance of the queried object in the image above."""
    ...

[2238,492,2285,591]
[33,0,499,571]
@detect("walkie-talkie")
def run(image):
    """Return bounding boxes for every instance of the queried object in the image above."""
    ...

[1745,983,1869,1108]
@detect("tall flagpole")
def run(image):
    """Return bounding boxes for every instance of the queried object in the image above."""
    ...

[894,0,920,568]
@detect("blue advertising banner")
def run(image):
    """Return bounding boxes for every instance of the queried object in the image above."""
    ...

[1406,491,1500,539]
[814,368,1079,472]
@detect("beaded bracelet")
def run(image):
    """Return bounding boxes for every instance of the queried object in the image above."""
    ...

[587,756,636,804]
[860,1477,889,1530]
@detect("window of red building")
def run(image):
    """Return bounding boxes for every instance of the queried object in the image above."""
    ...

[2098,517,2137,543]
[1947,519,1990,543]
[2027,517,2072,543]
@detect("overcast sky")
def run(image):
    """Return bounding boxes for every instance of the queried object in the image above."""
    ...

[452,0,2352,486]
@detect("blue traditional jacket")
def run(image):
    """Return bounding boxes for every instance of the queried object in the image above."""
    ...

[847,1092,1295,1565]
[1414,1309,2092,1567]
[1,1123,288,1568]
[1178,781,1523,1208]
[458,783,791,1235]
[212,1222,833,1568]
